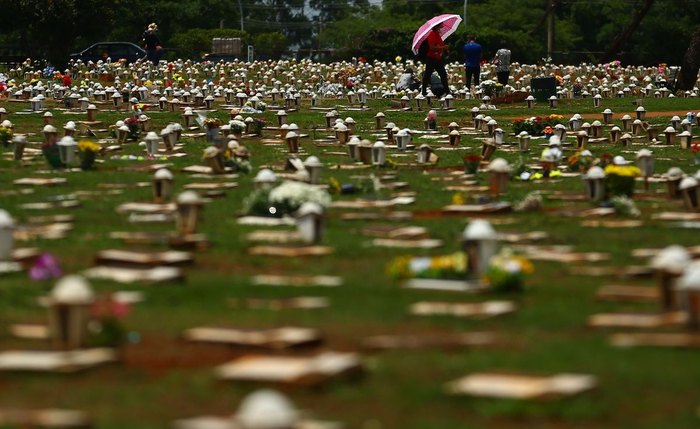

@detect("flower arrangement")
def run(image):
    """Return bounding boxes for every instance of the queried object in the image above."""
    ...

[124,117,140,141]
[514,191,543,212]
[226,157,251,174]
[512,114,564,135]
[480,79,497,97]
[610,195,641,217]
[229,119,246,133]
[41,139,62,169]
[203,118,223,130]
[463,154,482,174]
[249,118,266,135]
[244,181,331,217]
[494,82,504,96]
[89,294,130,348]
[692,142,700,164]
[567,150,594,173]
[269,181,331,210]
[29,252,62,281]
[0,126,12,147]
[328,175,382,195]
[604,164,641,197]
[518,170,562,181]
[78,140,100,170]
[387,252,467,280]
[543,126,554,137]
[483,248,534,292]
[599,153,614,168]
[223,146,251,174]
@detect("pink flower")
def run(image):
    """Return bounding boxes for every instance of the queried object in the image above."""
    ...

[29,253,62,281]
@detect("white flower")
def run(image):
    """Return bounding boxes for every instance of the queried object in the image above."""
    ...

[229,119,246,132]
[268,181,331,209]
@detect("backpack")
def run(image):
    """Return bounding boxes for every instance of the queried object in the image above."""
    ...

[417,39,429,60]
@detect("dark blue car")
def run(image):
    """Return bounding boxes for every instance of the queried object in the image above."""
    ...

[69,42,146,64]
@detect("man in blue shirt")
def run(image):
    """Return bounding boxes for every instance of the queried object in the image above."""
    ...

[463,35,482,91]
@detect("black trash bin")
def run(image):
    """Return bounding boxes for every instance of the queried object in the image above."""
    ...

[530,77,557,102]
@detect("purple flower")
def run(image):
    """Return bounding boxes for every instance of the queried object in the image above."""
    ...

[29,253,63,281]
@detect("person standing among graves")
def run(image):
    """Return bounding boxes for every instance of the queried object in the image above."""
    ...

[492,43,511,86]
[142,23,163,66]
[463,35,482,91]
[397,67,421,92]
[420,22,451,97]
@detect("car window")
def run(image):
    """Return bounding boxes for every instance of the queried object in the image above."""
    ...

[84,45,102,56]
[109,44,128,57]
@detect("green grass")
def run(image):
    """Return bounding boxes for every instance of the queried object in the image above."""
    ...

[1,92,699,428]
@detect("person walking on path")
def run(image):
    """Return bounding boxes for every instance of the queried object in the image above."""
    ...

[493,43,511,86]
[143,23,163,66]
[421,22,451,96]
[463,35,482,91]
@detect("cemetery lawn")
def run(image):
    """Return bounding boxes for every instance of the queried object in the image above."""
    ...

[1,96,700,429]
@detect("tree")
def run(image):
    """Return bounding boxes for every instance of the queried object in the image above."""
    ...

[168,28,250,59]
[242,0,311,49]
[0,0,117,66]
[600,0,655,63]
[254,32,287,59]
[676,26,700,90]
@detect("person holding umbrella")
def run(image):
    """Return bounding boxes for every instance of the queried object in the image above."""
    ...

[420,22,451,97]
[412,14,462,97]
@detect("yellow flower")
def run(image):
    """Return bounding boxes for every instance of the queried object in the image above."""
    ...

[387,256,412,279]
[78,140,101,153]
[395,56,402,63]
[328,177,341,194]
[604,165,641,177]
[451,193,465,205]
[514,256,535,274]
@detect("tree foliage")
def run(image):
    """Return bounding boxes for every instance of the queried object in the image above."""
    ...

[0,0,698,67]
[168,29,249,60]
[254,32,287,59]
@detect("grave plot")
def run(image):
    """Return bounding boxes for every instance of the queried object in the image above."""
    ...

[1,56,700,429]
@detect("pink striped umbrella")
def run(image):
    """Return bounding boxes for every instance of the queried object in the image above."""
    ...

[411,14,463,55]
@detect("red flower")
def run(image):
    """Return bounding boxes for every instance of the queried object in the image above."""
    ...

[62,75,72,86]
[692,142,700,153]
[91,296,130,319]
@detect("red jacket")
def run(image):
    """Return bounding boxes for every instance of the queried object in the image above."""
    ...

[426,29,445,60]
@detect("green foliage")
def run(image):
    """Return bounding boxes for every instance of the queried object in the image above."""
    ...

[253,32,287,59]
[167,28,250,60]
